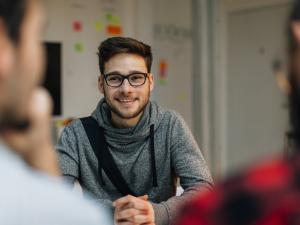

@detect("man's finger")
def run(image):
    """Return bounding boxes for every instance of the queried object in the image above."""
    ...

[115,201,131,211]
[115,197,151,212]
[115,208,139,220]
[115,221,132,225]
[113,195,136,207]
[113,194,148,207]
[130,200,151,211]
[138,195,148,201]
[130,214,154,224]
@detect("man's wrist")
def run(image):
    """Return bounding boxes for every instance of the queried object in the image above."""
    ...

[151,202,169,225]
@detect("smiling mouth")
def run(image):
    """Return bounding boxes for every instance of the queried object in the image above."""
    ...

[116,98,137,104]
[118,99,134,102]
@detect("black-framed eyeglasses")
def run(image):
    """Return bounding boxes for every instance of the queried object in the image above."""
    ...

[103,72,148,87]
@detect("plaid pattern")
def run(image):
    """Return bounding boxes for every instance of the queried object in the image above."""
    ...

[175,154,300,225]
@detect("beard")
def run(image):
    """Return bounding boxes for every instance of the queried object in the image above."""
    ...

[0,108,30,132]
[107,98,148,119]
[103,88,150,120]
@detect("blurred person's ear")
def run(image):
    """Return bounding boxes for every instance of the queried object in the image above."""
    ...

[292,22,300,45]
[0,19,14,80]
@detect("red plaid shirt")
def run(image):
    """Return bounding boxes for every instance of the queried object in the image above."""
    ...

[175,154,300,225]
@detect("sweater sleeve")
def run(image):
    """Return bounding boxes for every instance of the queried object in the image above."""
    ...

[152,112,214,225]
[56,123,80,180]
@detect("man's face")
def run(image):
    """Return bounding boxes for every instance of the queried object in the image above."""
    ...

[98,53,154,120]
[0,0,45,126]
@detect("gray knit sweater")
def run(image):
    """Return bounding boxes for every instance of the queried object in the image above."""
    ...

[56,99,213,225]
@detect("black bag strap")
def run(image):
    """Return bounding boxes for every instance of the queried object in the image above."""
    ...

[80,116,136,196]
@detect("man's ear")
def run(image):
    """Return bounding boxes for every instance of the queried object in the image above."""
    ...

[292,21,300,45]
[149,73,154,91]
[98,75,104,94]
[0,19,14,80]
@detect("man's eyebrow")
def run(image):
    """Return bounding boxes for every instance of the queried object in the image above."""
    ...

[104,71,122,75]
[105,70,147,75]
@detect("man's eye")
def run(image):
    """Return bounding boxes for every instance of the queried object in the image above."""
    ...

[130,74,144,80]
[108,75,122,81]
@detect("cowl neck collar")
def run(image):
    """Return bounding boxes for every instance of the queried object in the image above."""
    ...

[91,99,162,145]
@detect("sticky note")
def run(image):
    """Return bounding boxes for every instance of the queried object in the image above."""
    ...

[106,13,121,26]
[95,21,104,32]
[106,25,122,35]
[158,59,168,85]
[73,20,83,32]
[74,42,84,53]
[159,59,167,78]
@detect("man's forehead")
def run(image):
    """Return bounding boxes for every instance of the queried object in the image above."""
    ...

[104,53,147,71]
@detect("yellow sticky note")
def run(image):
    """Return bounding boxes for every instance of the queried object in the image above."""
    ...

[95,21,104,32]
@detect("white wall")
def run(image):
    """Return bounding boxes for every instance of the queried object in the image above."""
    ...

[212,0,292,177]
[151,0,193,127]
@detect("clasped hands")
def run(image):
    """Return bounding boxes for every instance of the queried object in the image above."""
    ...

[113,195,155,225]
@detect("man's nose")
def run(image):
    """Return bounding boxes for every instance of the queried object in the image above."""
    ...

[119,78,132,92]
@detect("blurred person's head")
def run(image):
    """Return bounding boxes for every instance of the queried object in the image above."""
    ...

[289,0,300,148]
[0,0,44,131]
[97,37,154,127]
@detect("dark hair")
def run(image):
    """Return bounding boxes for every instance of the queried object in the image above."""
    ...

[97,37,153,74]
[288,0,300,149]
[0,0,27,43]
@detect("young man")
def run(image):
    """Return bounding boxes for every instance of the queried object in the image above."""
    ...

[174,1,300,225]
[57,37,213,225]
[0,0,110,224]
